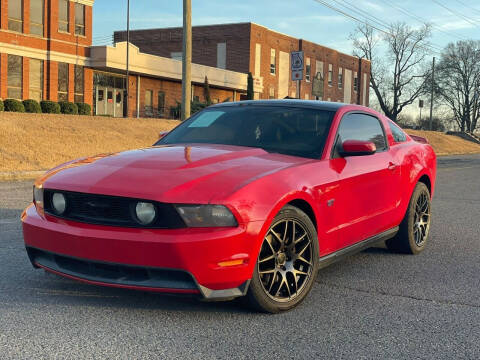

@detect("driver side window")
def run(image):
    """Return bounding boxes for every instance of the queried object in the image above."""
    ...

[333,113,387,158]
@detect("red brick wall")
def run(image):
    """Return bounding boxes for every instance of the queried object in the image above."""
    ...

[114,22,371,105]
[0,0,93,103]
[250,23,299,100]
[301,40,371,104]
[47,60,58,101]
[114,23,252,74]
[0,53,7,99]
[122,74,240,118]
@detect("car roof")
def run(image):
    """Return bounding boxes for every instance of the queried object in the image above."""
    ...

[210,99,363,112]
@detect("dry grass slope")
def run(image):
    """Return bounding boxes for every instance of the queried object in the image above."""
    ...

[1,113,479,175]
[0,112,180,172]
[406,130,480,156]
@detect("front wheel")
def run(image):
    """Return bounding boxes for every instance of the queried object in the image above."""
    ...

[245,205,319,313]
[386,182,431,254]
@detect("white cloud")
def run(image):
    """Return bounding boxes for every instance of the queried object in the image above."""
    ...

[437,20,476,31]
[361,0,383,12]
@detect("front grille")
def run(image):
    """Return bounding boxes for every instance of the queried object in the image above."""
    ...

[27,247,198,291]
[43,189,185,228]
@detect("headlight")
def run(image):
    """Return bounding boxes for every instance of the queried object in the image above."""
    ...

[135,202,157,225]
[175,205,237,227]
[52,192,67,215]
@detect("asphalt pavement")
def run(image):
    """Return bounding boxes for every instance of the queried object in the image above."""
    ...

[1,154,479,359]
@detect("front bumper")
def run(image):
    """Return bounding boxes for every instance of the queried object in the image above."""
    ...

[22,204,264,299]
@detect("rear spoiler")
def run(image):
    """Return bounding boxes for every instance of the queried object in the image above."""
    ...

[409,134,429,144]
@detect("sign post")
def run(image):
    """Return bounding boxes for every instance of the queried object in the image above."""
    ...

[312,72,324,99]
[291,51,304,99]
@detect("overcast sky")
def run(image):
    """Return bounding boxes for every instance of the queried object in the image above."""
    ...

[93,0,480,55]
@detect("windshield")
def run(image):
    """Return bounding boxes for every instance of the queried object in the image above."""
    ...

[155,105,335,159]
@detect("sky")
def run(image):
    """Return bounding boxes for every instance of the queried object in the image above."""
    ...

[92,0,480,55]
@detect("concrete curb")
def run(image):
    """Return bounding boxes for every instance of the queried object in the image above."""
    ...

[0,171,46,182]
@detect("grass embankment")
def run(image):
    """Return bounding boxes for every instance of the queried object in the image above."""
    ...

[405,130,480,156]
[0,112,180,173]
[1,113,479,176]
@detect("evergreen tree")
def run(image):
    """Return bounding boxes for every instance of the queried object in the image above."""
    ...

[247,72,254,100]
[203,76,212,105]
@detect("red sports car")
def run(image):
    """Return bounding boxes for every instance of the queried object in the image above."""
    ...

[22,100,436,313]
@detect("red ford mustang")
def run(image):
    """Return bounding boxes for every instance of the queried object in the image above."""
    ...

[22,100,436,313]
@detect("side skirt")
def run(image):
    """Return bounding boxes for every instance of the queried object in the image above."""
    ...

[318,226,399,269]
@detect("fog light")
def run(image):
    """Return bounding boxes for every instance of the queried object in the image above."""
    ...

[135,202,157,225]
[52,193,67,215]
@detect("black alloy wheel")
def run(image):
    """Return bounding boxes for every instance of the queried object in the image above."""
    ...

[386,182,432,254]
[245,205,319,313]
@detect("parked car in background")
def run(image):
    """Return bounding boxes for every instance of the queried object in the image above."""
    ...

[22,100,436,313]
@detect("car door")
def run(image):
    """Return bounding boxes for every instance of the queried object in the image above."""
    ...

[330,112,401,249]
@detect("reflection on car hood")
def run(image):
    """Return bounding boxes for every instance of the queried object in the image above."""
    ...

[39,144,313,203]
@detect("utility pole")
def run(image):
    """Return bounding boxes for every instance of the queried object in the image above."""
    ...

[124,0,130,118]
[429,56,435,130]
[357,56,362,105]
[181,0,192,120]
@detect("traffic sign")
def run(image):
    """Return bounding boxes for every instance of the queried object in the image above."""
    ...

[291,51,304,81]
[291,51,304,71]
[292,70,303,81]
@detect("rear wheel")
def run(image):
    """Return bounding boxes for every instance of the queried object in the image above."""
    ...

[245,205,319,313]
[386,182,431,254]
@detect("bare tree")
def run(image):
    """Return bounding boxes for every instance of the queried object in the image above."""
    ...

[434,41,480,133]
[351,23,432,122]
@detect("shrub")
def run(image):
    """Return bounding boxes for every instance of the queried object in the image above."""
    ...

[76,102,91,115]
[23,99,42,113]
[0,99,4,112]
[59,101,78,115]
[40,100,61,114]
[4,99,25,112]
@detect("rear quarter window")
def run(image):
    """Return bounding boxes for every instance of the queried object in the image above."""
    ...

[388,121,407,143]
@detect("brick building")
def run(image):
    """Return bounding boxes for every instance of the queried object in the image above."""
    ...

[1,6,371,119]
[114,22,371,105]
[0,0,93,105]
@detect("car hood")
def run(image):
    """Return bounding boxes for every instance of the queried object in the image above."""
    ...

[39,144,313,203]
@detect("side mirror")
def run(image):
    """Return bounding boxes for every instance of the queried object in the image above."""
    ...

[340,140,376,157]
[158,131,169,140]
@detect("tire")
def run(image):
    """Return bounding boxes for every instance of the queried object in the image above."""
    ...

[386,182,431,255]
[245,205,319,313]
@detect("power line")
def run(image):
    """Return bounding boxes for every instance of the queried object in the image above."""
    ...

[334,0,445,52]
[379,0,468,41]
[430,0,479,27]
[452,0,480,16]
[312,0,442,55]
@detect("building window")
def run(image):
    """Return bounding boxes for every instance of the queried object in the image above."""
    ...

[58,62,69,102]
[305,58,311,82]
[58,0,69,32]
[74,65,84,103]
[328,64,333,86]
[269,86,275,99]
[8,0,23,32]
[145,90,153,117]
[7,55,23,99]
[158,92,165,116]
[270,49,276,75]
[30,0,44,36]
[75,3,85,36]
[354,72,358,92]
[29,59,43,101]
[217,43,226,69]
[338,67,343,89]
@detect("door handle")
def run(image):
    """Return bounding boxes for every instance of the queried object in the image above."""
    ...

[388,162,398,171]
